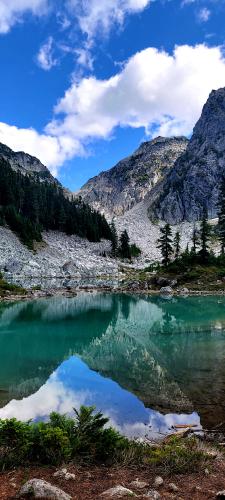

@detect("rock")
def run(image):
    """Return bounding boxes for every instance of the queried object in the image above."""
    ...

[4,260,23,273]
[130,479,148,489]
[156,277,177,287]
[153,476,164,488]
[160,286,173,295]
[16,478,71,499]
[216,491,225,498]
[101,485,137,497]
[179,287,189,296]
[53,468,76,480]
[78,137,188,217]
[154,87,225,223]
[168,483,179,492]
[144,490,161,499]
[0,142,60,187]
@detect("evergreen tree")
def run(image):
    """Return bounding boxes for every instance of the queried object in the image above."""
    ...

[157,224,173,266]
[119,230,131,259]
[174,231,181,259]
[110,221,118,257]
[218,177,225,254]
[200,208,211,262]
[0,158,112,248]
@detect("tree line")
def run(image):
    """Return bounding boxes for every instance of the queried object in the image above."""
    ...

[157,177,225,267]
[0,159,112,248]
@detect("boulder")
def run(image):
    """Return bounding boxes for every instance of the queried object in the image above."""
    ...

[144,490,161,499]
[153,477,164,488]
[160,286,173,295]
[179,287,189,296]
[16,479,71,499]
[101,485,137,497]
[130,479,148,489]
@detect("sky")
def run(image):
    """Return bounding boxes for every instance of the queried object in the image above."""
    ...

[1,1,225,190]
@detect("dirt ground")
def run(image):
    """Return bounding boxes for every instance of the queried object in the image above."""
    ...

[1,459,225,499]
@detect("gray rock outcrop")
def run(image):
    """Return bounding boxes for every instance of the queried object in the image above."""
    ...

[0,142,59,186]
[78,137,188,216]
[152,88,225,223]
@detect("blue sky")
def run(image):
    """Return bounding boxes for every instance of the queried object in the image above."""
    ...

[0,0,225,190]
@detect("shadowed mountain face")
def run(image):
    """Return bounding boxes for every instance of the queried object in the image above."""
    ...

[78,137,188,216]
[152,87,225,223]
[1,295,225,430]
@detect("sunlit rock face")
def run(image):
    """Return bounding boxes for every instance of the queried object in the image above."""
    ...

[78,137,188,217]
[153,88,225,223]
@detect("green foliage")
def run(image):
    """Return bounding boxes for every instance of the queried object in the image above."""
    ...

[174,231,181,259]
[199,210,211,263]
[130,243,141,257]
[157,224,173,266]
[119,230,131,259]
[147,436,206,474]
[0,406,128,470]
[0,159,112,248]
[0,273,26,296]
[218,176,225,254]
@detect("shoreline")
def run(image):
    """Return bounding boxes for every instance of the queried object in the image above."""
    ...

[2,284,225,302]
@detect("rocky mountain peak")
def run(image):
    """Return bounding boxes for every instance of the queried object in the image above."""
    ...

[152,87,225,223]
[78,136,188,216]
[0,142,57,184]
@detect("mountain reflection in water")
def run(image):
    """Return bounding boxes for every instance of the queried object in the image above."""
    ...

[0,294,225,436]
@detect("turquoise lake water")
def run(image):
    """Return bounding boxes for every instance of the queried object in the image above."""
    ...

[0,294,225,439]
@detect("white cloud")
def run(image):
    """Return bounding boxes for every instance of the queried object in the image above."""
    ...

[198,6,211,22]
[0,0,48,34]
[47,44,225,142]
[1,44,225,175]
[66,0,151,39]
[37,36,58,71]
[0,122,83,176]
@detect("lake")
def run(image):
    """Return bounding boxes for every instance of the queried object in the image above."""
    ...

[0,293,225,440]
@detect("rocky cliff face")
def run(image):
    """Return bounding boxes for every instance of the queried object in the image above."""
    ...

[78,137,188,216]
[152,88,225,223]
[0,142,58,185]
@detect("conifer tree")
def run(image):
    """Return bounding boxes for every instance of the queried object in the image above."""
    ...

[200,208,211,262]
[218,177,225,254]
[174,231,181,259]
[157,224,173,266]
[192,224,199,253]
[110,221,118,257]
[119,230,131,259]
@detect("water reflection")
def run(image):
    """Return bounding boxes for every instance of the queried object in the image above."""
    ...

[0,356,199,440]
[0,294,225,433]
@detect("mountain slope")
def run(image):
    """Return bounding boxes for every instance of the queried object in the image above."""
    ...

[152,88,225,223]
[78,136,188,216]
[0,142,59,185]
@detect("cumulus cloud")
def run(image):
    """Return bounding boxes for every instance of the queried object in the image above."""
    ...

[1,44,225,175]
[0,122,83,176]
[37,36,58,71]
[66,0,152,38]
[47,44,225,142]
[0,0,48,34]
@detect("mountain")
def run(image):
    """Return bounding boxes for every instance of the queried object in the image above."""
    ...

[78,136,189,216]
[0,142,59,186]
[152,88,225,223]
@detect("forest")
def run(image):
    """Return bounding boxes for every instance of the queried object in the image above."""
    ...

[0,159,112,248]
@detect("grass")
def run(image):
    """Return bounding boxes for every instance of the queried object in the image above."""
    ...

[0,407,210,474]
